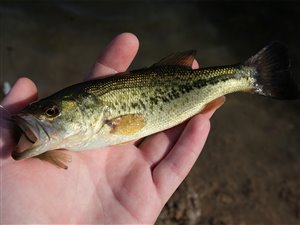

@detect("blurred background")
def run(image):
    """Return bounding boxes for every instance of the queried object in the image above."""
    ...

[1,1,299,224]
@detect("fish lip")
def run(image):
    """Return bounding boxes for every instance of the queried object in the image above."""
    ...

[11,113,48,159]
[11,150,25,160]
[12,114,40,143]
[11,145,37,160]
[11,151,20,160]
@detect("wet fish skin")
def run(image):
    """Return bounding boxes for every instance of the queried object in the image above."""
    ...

[11,42,300,168]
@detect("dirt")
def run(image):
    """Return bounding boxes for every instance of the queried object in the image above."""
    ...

[1,2,299,224]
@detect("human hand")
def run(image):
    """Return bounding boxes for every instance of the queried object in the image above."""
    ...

[0,33,223,224]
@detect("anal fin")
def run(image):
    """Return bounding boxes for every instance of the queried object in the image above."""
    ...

[35,150,72,169]
[201,96,226,114]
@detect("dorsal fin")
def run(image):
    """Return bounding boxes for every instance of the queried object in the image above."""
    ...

[151,50,196,69]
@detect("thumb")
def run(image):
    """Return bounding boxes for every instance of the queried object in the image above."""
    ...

[1,77,38,114]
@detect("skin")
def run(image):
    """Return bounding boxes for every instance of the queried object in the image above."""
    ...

[0,33,223,224]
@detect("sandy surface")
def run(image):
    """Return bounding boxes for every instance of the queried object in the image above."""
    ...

[1,2,299,224]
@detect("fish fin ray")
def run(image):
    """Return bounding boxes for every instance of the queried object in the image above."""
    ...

[201,96,226,114]
[151,50,196,68]
[35,150,72,169]
[107,114,145,135]
[246,41,300,99]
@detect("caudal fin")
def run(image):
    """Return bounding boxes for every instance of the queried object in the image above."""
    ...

[245,42,300,100]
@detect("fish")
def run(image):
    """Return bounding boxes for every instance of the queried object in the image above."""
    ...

[11,42,300,169]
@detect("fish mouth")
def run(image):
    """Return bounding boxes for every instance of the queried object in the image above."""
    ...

[12,114,45,160]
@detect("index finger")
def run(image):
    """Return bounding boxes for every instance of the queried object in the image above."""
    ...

[87,33,139,79]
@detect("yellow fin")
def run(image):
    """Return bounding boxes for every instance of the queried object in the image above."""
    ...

[201,96,226,114]
[35,150,72,169]
[108,114,145,135]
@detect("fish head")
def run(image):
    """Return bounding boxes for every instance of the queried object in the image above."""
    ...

[12,97,84,160]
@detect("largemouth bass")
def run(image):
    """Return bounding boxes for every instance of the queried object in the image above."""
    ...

[12,42,300,169]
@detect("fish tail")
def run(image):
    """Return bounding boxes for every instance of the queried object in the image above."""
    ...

[245,42,300,99]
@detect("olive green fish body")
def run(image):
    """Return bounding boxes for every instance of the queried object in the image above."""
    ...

[71,66,254,149]
[11,42,300,168]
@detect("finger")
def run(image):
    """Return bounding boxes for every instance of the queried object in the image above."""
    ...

[152,114,210,202]
[139,122,186,167]
[1,77,38,114]
[192,60,199,69]
[200,96,226,120]
[0,77,37,159]
[88,33,139,79]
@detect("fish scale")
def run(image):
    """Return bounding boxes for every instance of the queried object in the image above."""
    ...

[96,68,254,140]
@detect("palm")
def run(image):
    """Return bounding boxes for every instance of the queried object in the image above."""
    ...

[0,33,220,224]
[2,144,158,224]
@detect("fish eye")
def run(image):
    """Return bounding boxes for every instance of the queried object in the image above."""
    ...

[44,104,60,118]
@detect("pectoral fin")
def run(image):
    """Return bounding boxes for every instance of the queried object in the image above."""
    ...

[107,114,145,135]
[35,150,72,169]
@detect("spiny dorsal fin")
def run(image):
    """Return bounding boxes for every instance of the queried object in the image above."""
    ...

[151,50,197,69]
